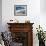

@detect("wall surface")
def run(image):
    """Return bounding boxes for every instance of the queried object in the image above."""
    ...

[2,0,40,31]
[0,0,2,32]
[2,0,46,46]
[40,0,46,13]
[40,0,46,31]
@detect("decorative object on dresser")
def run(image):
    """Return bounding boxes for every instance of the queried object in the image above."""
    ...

[8,19,19,23]
[7,23,34,46]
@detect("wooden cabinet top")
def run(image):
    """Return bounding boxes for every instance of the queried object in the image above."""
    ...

[7,23,34,32]
[7,23,34,25]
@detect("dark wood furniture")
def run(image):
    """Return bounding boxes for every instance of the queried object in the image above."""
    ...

[7,23,34,46]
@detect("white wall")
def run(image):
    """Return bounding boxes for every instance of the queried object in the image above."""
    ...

[40,0,46,14]
[40,0,46,31]
[0,0,2,32]
[2,0,40,30]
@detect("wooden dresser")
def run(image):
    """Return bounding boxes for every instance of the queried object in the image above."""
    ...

[7,23,34,46]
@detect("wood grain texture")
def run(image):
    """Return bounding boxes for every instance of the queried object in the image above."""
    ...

[7,23,34,46]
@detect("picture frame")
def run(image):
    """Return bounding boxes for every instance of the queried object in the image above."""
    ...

[14,5,27,16]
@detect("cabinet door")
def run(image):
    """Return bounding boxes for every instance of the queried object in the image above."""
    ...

[11,32,28,46]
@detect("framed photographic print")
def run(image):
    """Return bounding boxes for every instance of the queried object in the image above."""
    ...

[14,5,27,16]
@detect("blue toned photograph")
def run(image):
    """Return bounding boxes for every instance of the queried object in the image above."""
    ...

[14,5,27,16]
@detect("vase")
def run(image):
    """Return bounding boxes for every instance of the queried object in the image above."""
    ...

[39,40,45,46]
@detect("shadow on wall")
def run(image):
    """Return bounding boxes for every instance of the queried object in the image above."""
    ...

[40,0,46,14]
